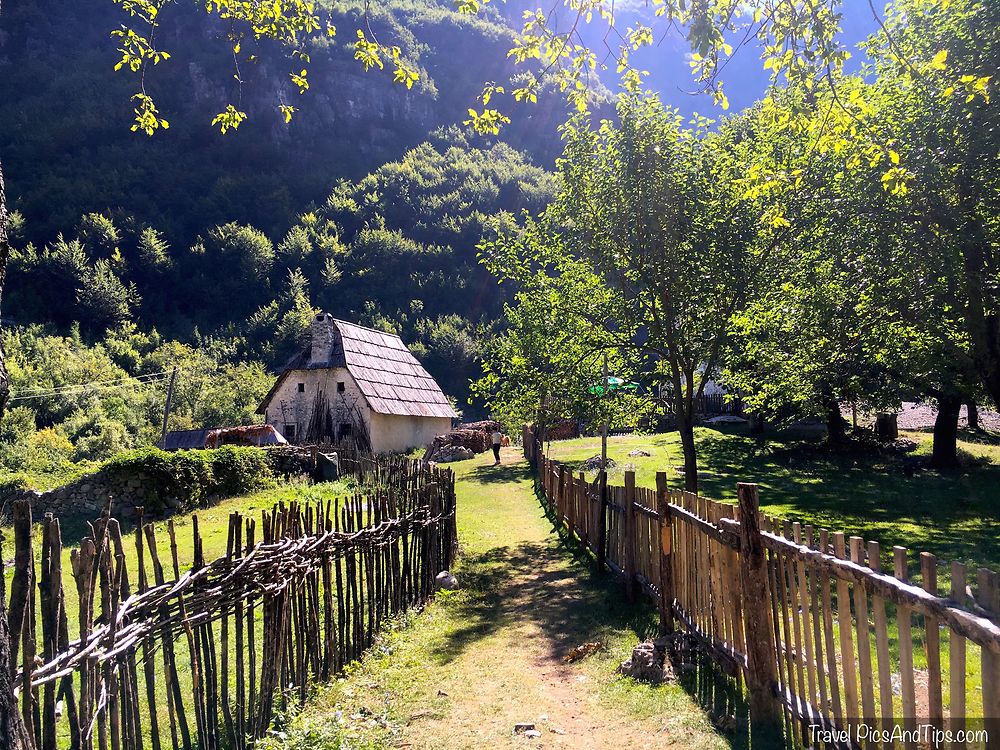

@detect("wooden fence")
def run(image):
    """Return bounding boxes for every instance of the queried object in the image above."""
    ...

[523,426,1000,748]
[5,460,457,750]
[658,393,744,416]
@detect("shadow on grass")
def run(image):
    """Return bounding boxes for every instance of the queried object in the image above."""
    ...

[958,427,1000,446]
[692,432,1000,574]
[464,462,531,485]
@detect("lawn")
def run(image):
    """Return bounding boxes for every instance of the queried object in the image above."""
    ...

[542,427,1000,575]
[544,428,1000,723]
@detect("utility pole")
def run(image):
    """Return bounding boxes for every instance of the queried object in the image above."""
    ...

[601,352,609,470]
[596,352,610,568]
[160,367,178,447]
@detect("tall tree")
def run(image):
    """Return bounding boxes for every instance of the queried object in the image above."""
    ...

[482,93,763,491]
[0,109,30,750]
[724,0,995,466]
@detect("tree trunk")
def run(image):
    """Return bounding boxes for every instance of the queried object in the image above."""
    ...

[677,408,698,493]
[824,396,847,445]
[956,175,1000,413]
[874,413,898,441]
[0,108,30,750]
[931,394,962,470]
[966,400,980,431]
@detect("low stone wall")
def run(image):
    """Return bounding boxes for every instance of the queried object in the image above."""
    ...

[18,467,206,520]
[11,445,318,521]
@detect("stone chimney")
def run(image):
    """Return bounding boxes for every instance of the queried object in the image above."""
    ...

[310,312,335,365]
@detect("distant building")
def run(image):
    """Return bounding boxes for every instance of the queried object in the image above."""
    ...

[256,313,457,454]
[158,424,288,451]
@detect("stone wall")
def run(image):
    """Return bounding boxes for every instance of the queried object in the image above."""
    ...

[12,446,318,521]
[17,466,201,520]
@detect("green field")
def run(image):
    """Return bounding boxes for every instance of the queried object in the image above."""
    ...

[542,427,1000,575]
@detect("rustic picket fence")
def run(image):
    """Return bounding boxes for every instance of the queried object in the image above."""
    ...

[5,459,457,750]
[523,426,1000,748]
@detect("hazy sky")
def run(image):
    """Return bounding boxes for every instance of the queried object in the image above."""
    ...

[582,0,881,117]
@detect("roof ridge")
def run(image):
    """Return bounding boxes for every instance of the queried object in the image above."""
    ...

[331,317,404,340]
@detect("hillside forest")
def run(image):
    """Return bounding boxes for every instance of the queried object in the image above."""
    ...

[0,0,583,483]
[1,0,996,494]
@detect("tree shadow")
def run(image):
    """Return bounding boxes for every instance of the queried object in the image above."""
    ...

[465,462,531,485]
[693,431,1000,573]
[958,427,1000,446]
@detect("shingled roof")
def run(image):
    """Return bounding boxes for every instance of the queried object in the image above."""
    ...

[258,316,457,419]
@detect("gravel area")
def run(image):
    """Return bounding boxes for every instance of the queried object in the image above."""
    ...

[847,401,1000,432]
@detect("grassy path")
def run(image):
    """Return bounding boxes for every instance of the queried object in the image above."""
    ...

[264,449,732,750]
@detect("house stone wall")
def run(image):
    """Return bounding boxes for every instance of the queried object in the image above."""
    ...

[368,413,453,454]
[263,367,370,442]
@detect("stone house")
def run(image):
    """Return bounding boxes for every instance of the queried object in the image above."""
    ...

[257,313,457,454]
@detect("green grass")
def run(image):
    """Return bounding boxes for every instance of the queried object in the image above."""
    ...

[545,428,1000,723]
[543,427,1000,574]
[260,450,738,750]
[2,477,356,749]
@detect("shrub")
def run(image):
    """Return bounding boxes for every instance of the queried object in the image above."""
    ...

[211,445,278,496]
[101,446,277,513]
[0,473,34,508]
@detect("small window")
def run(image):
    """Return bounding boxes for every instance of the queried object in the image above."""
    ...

[284,424,296,439]
[338,423,352,440]
[297,382,305,393]
[337,381,345,393]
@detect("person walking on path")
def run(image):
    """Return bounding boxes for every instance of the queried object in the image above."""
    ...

[491,429,502,465]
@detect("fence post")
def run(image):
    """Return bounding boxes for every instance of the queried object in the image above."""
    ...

[736,482,781,735]
[655,472,674,635]
[562,466,575,540]
[977,569,1000,743]
[623,471,637,602]
[556,464,566,528]
[595,470,608,569]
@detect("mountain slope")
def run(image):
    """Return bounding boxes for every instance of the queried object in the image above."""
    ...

[0,0,574,247]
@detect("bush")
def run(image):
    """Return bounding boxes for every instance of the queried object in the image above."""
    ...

[0,473,34,508]
[211,445,278,496]
[102,446,277,513]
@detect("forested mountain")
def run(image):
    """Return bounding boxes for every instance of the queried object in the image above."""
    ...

[0,0,578,247]
[0,0,574,473]
[1,130,554,476]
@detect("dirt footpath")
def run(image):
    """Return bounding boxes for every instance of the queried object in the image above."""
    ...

[278,450,731,750]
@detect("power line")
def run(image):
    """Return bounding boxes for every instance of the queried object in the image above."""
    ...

[9,374,172,402]
[9,370,178,403]
[12,368,177,396]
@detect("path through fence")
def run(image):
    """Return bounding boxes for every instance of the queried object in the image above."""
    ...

[523,425,1000,748]
[6,459,457,750]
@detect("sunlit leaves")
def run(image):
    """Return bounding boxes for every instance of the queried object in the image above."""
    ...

[930,48,949,69]
[129,93,169,136]
[464,108,512,135]
[354,30,384,71]
[109,0,419,135]
[111,26,170,72]
[290,69,309,93]
[879,166,914,195]
[211,105,248,134]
